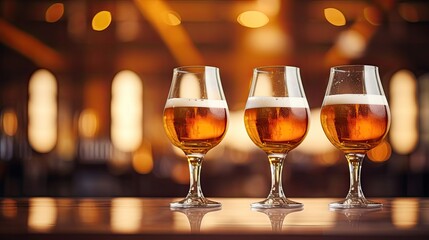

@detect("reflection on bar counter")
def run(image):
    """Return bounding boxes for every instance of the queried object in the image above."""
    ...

[1,198,429,238]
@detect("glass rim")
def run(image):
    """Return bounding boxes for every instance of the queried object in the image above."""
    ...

[254,65,299,73]
[174,65,218,73]
[331,65,378,72]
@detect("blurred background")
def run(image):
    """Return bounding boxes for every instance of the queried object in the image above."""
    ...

[0,0,428,198]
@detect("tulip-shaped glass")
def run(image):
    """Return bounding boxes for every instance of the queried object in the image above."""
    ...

[244,66,310,208]
[320,65,391,209]
[163,66,229,208]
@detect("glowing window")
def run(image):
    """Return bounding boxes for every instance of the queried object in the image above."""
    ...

[28,69,57,153]
[111,70,143,152]
[390,70,418,154]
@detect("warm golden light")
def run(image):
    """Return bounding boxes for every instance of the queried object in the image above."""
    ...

[392,199,418,229]
[1,109,18,137]
[390,70,418,155]
[28,198,57,232]
[45,3,64,23]
[254,74,273,97]
[222,110,256,153]
[336,30,366,58]
[179,73,200,99]
[324,8,346,26]
[164,11,181,26]
[28,69,57,153]
[297,108,336,155]
[92,11,112,31]
[237,11,269,28]
[246,26,289,53]
[132,142,153,174]
[367,140,391,162]
[111,198,142,233]
[111,70,143,152]
[78,109,99,138]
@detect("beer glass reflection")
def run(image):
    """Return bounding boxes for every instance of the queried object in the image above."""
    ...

[163,66,228,208]
[244,66,310,209]
[254,208,303,232]
[172,207,220,232]
[320,65,391,209]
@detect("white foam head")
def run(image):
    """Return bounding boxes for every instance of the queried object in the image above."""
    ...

[165,98,228,108]
[323,94,388,105]
[245,96,309,109]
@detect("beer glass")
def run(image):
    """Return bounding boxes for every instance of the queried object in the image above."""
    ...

[244,66,310,208]
[163,66,228,208]
[320,65,391,209]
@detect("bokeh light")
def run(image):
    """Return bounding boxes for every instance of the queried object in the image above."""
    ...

[92,11,112,31]
[132,141,154,174]
[111,198,142,233]
[28,198,57,232]
[392,198,419,229]
[336,29,366,58]
[324,8,346,27]
[246,26,289,53]
[367,140,392,162]
[1,109,18,137]
[237,11,269,28]
[78,109,99,138]
[45,3,64,23]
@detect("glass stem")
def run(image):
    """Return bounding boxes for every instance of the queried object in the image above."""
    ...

[267,153,287,199]
[186,153,205,199]
[345,153,365,200]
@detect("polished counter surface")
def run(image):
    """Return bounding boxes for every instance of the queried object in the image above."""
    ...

[0,197,428,239]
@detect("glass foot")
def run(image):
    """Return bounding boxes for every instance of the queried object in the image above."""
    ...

[251,197,303,209]
[170,197,221,209]
[329,198,382,209]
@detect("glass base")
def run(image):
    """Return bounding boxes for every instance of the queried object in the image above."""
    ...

[251,197,303,209]
[329,198,382,209]
[170,197,221,209]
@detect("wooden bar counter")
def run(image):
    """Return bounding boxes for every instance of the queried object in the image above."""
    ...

[1,198,428,239]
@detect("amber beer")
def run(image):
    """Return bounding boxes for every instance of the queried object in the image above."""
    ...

[244,96,309,153]
[320,94,390,153]
[163,98,228,154]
